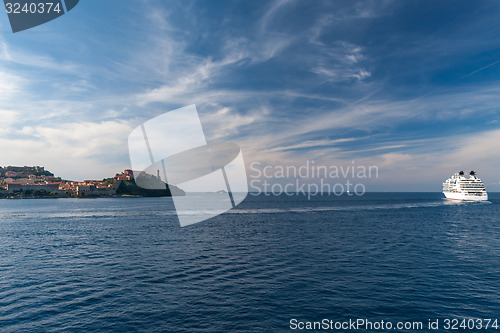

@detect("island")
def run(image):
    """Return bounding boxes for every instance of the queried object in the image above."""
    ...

[0,166,185,199]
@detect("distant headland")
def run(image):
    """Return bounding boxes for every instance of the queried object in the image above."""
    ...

[0,166,185,199]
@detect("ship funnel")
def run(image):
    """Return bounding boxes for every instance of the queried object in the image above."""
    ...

[470,170,476,176]
[459,171,464,176]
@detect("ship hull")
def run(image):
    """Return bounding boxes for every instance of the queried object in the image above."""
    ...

[443,191,488,201]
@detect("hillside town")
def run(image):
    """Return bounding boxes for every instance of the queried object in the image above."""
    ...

[0,166,139,198]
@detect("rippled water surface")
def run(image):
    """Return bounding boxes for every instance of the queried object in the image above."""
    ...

[0,193,499,332]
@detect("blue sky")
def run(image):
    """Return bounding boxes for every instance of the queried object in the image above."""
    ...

[1,0,500,191]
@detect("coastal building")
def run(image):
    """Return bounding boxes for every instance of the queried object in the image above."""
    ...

[124,169,134,180]
[5,171,17,178]
[76,185,94,196]
[6,182,61,193]
[5,182,22,192]
[4,166,47,174]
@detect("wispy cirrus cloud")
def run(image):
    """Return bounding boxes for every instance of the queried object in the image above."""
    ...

[267,138,358,152]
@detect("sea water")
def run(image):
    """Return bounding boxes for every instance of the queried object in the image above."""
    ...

[0,193,499,332]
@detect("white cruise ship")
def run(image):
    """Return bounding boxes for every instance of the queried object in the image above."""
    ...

[442,171,488,201]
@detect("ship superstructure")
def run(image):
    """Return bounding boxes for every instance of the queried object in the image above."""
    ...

[442,171,488,201]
